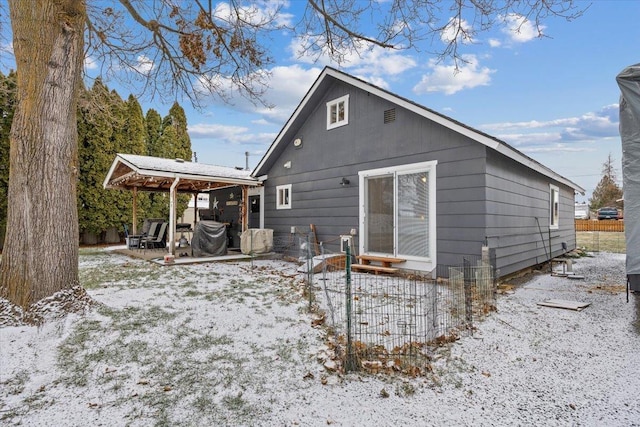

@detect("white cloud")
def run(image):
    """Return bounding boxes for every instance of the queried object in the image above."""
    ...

[133,55,154,74]
[478,105,619,160]
[488,39,502,48]
[522,144,596,154]
[213,0,292,28]
[413,55,495,95]
[188,122,276,147]
[348,47,417,77]
[500,14,543,43]
[481,105,620,144]
[288,35,416,86]
[194,64,322,126]
[440,17,474,45]
[84,56,98,71]
[189,123,250,140]
[0,41,14,56]
[255,65,323,122]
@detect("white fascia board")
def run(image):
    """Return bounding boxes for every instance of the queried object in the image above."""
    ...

[103,156,123,189]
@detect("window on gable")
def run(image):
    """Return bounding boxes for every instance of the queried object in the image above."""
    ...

[326,95,349,130]
[276,184,292,210]
[550,184,559,229]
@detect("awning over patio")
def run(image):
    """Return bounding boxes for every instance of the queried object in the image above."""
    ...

[103,154,261,255]
[103,154,259,192]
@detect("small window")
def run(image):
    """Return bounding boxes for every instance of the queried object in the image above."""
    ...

[326,95,349,130]
[276,184,292,210]
[550,184,559,229]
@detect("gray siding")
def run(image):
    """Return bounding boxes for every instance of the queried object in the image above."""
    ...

[260,77,577,277]
[263,80,490,268]
[485,150,577,276]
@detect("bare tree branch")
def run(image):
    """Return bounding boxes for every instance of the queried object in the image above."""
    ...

[77,0,586,106]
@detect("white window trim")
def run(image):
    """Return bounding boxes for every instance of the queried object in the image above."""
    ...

[326,94,349,130]
[276,184,292,210]
[358,160,438,272]
[549,184,560,229]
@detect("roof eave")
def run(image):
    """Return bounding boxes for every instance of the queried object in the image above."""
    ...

[252,67,585,193]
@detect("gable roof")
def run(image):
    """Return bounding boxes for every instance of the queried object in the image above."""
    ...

[104,154,259,193]
[252,67,584,194]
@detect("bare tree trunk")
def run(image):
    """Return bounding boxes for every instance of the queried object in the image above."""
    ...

[1,1,85,309]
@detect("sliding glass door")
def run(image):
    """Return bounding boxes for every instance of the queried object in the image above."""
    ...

[361,161,435,261]
[365,175,394,253]
[397,171,429,257]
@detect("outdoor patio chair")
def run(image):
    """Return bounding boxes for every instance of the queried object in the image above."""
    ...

[123,224,144,249]
[137,221,162,251]
[141,222,168,252]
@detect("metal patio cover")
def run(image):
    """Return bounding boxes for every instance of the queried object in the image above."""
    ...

[103,153,258,193]
[103,153,260,256]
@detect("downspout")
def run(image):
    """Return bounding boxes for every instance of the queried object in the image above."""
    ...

[169,177,180,256]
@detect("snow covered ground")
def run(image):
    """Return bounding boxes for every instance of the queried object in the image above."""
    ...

[0,249,638,426]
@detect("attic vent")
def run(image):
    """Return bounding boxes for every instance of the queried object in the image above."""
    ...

[384,108,396,123]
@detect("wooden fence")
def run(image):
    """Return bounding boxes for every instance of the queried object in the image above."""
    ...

[575,219,624,232]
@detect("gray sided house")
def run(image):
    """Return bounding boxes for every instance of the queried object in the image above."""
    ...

[250,67,584,278]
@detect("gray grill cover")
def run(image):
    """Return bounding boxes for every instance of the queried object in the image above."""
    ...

[617,63,640,291]
[191,221,227,257]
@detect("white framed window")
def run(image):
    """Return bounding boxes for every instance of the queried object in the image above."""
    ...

[359,161,437,270]
[326,95,349,130]
[276,184,292,210]
[550,184,559,229]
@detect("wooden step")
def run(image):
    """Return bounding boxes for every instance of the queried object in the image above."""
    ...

[351,264,399,274]
[356,255,406,264]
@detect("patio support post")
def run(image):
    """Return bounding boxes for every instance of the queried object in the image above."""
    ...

[132,187,138,235]
[169,177,180,255]
[193,192,198,231]
[241,185,248,231]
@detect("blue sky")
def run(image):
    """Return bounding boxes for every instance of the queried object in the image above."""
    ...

[2,1,639,202]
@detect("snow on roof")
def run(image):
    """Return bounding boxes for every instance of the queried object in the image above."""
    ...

[119,154,253,180]
[103,154,259,192]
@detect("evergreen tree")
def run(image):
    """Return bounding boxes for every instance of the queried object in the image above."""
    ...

[168,103,193,216]
[76,80,153,238]
[145,109,163,157]
[145,124,179,220]
[0,71,17,249]
[590,153,624,210]
[123,95,147,155]
[166,102,192,161]
[77,79,125,236]
[121,95,151,228]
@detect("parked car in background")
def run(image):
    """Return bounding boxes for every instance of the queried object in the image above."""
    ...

[597,207,620,220]
[574,203,590,219]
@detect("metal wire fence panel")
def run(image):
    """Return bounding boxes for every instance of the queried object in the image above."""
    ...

[576,231,626,253]
[312,247,497,376]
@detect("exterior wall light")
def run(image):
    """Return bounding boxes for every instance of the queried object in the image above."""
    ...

[340,177,350,186]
